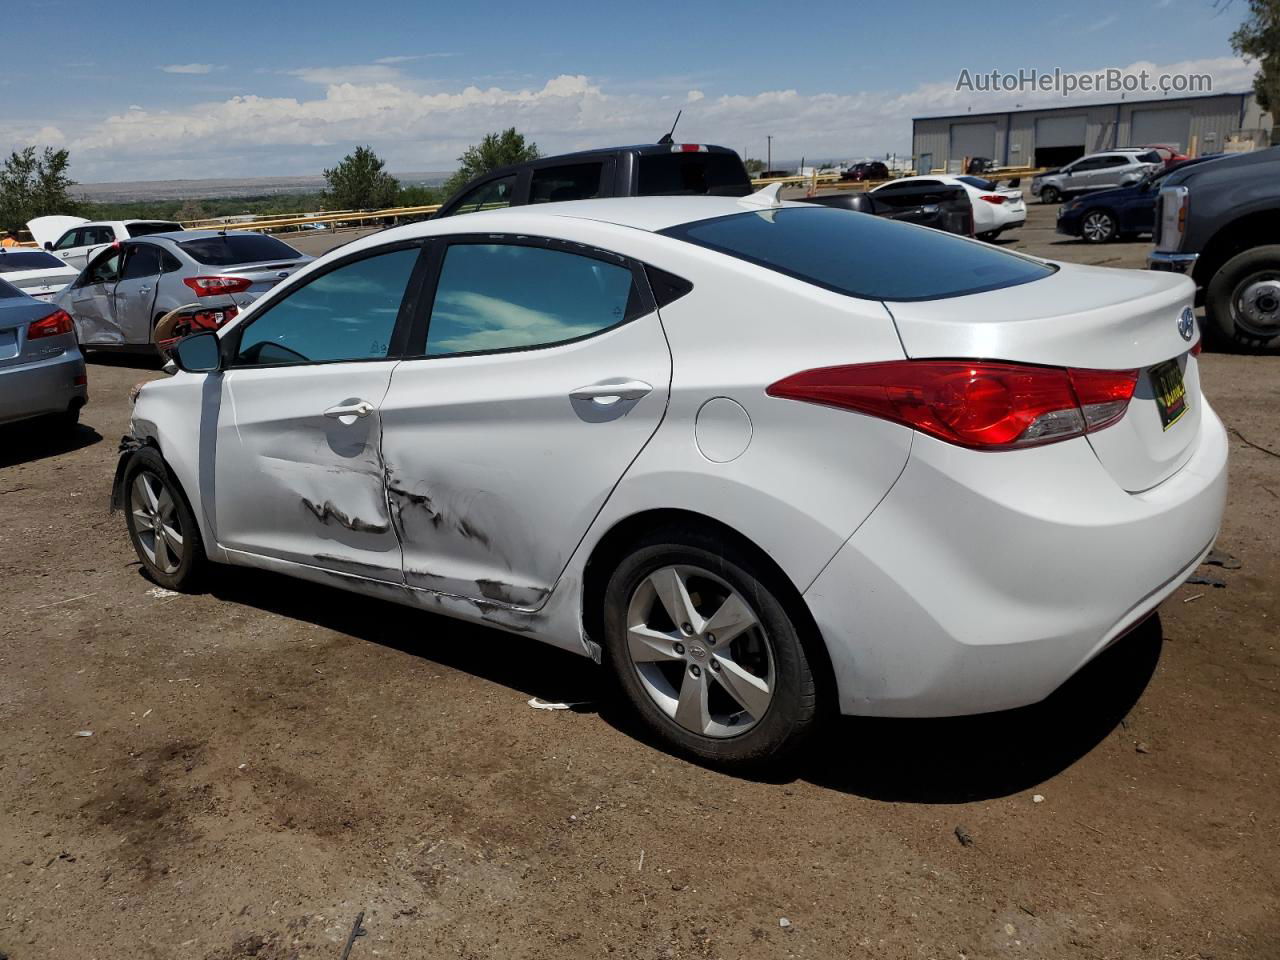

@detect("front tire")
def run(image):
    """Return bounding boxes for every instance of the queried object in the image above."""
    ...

[1080,209,1117,244]
[1205,245,1280,351]
[1040,186,1061,204]
[977,230,1002,242]
[123,446,206,591]
[602,528,820,768]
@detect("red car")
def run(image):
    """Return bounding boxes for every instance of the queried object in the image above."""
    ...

[1141,144,1188,169]
[841,161,889,182]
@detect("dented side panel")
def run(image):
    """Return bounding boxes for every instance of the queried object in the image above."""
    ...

[212,362,404,580]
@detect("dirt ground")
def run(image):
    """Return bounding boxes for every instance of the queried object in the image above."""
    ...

[1,203,1277,960]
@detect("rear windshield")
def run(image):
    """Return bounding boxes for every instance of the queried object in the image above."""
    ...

[956,176,996,190]
[178,234,301,266]
[125,221,183,237]
[0,251,66,272]
[637,153,752,198]
[661,206,1055,301]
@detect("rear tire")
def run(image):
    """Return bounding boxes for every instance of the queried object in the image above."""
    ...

[602,526,820,768]
[1205,245,1280,351]
[1040,186,1061,204]
[122,446,207,592]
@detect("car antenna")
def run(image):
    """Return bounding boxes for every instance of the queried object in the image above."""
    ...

[657,110,682,145]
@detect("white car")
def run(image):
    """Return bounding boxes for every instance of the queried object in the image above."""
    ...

[873,174,1027,241]
[0,248,79,301]
[26,216,183,271]
[115,190,1226,767]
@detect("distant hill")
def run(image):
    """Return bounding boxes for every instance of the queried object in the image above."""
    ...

[75,171,453,203]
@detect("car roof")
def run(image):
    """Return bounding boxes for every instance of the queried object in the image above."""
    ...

[131,229,264,243]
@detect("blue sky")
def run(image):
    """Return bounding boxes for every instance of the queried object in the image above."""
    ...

[4,0,1253,182]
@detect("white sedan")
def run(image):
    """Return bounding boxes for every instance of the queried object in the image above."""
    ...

[115,188,1226,767]
[873,174,1027,241]
[0,248,79,301]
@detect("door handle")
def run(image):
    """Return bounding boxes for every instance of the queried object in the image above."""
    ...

[139,285,152,294]
[569,379,653,405]
[324,400,374,421]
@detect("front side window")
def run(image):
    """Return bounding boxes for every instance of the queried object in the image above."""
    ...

[426,243,637,357]
[54,229,81,251]
[662,207,1054,302]
[121,245,163,280]
[83,249,123,285]
[234,247,419,366]
[450,176,516,215]
[529,163,604,204]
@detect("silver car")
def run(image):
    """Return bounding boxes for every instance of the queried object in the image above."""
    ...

[1032,149,1163,204]
[0,277,87,432]
[55,230,313,350]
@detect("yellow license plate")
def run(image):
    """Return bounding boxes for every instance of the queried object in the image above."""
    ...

[1150,359,1188,430]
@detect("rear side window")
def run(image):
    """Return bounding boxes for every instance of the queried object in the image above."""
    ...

[178,234,300,266]
[529,163,604,204]
[234,248,418,366]
[426,243,637,356]
[1136,150,1162,164]
[661,207,1054,301]
[0,251,65,272]
[121,245,163,279]
[87,226,115,245]
[125,221,182,237]
[637,153,752,197]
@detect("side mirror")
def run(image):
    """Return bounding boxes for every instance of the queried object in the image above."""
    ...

[173,331,222,373]
[43,241,53,251]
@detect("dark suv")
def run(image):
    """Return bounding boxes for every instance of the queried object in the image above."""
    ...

[435,143,752,217]
[841,161,889,182]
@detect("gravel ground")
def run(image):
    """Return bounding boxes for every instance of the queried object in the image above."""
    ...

[1,202,1277,960]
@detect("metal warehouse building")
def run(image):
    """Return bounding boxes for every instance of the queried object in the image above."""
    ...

[912,92,1271,173]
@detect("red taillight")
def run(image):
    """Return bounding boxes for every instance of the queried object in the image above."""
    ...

[1190,339,1203,357]
[27,309,74,340]
[766,360,1139,450]
[183,275,252,297]
[979,194,1006,205]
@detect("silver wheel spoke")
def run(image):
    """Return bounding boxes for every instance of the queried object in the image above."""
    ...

[628,624,683,663]
[703,592,756,646]
[160,522,183,559]
[153,531,174,572]
[647,567,703,634]
[711,653,772,719]
[673,669,711,734]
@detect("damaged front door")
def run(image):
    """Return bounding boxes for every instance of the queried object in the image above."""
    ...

[69,246,125,345]
[212,244,425,580]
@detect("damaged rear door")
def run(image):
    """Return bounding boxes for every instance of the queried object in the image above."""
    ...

[212,242,427,580]
[379,236,672,608]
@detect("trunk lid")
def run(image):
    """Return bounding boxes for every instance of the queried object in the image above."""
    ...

[0,297,66,368]
[218,260,308,302]
[5,269,78,300]
[885,261,1201,491]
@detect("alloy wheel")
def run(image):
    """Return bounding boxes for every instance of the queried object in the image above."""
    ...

[625,564,776,738]
[1082,212,1114,243]
[130,471,185,575]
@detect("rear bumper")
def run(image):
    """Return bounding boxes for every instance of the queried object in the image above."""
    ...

[0,348,87,426]
[1148,251,1199,275]
[804,402,1228,717]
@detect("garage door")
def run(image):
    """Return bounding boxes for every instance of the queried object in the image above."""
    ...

[1130,108,1191,150]
[949,122,996,168]
[1036,115,1087,148]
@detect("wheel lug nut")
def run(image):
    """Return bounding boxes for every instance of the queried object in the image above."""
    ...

[680,622,694,635]
[710,660,720,672]
[706,633,716,645]
[690,665,701,677]
[673,642,685,656]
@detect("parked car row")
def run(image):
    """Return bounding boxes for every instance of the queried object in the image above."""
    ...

[1031,148,1164,204]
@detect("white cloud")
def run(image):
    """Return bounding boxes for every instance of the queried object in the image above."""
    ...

[3,56,1255,181]
[161,63,216,75]
[373,54,454,65]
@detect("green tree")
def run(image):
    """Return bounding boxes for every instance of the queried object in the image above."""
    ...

[0,146,80,234]
[1227,0,1280,142]
[442,128,539,196]
[397,183,442,207]
[322,145,400,210]
[743,157,766,175]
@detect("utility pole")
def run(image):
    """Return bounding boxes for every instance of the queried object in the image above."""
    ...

[766,135,773,173]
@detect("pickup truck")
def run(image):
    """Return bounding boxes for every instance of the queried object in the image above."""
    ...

[434,142,754,216]
[1149,147,1280,350]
